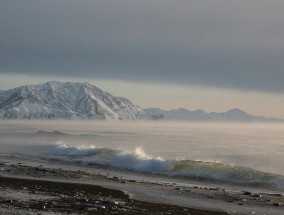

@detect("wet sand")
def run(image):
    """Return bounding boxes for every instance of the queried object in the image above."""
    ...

[0,161,283,215]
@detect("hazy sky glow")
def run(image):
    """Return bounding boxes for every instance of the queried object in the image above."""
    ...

[1,0,284,118]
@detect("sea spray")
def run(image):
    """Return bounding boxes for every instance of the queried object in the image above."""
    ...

[48,143,284,188]
[109,146,170,173]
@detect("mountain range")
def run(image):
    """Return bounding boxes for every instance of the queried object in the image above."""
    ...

[0,81,282,122]
[144,108,283,122]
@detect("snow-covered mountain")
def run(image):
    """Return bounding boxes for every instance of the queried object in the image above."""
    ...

[0,81,147,120]
[0,81,282,122]
[144,108,283,122]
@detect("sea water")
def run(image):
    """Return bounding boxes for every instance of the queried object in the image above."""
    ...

[0,120,284,191]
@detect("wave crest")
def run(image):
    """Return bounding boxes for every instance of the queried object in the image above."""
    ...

[48,143,284,188]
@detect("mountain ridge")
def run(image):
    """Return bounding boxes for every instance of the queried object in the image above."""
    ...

[0,81,146,120]
[0,81,282,122]
[144,107,283,122]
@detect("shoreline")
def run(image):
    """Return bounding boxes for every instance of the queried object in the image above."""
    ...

[0,175,227,215]
[0,161,283,214]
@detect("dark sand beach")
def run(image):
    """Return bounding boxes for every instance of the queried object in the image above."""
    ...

[0,161,283,215]
[0,176,228,215]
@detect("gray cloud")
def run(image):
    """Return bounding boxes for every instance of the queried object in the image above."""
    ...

[1,0,284,92]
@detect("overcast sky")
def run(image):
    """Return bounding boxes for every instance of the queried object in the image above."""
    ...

[1,1,284,117]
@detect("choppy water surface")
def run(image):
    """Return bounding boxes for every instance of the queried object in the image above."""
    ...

[0,121,284,190]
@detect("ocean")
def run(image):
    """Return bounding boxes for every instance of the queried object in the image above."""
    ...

[1,120,284,192]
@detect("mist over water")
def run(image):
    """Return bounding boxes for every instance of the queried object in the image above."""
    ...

[0,120,284,188]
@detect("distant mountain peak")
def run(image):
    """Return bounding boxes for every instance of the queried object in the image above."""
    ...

[0,81,147,120]
[226,108,246,113]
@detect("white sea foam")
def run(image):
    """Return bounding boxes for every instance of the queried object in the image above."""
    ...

[49,143,170,173]
[108,146,170,173]
[47,143,284,189]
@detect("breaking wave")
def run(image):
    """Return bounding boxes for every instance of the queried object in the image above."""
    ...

[48,143,284,188]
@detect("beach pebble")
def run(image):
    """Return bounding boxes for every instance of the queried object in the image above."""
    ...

[95,196,103,201]
[95,204,106,209]
[271,193,283,197]
[85,207,97,211]
[119,208,127,211]
[108,200,119,205]
[272,202,281,207]
[242,191,252,195]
